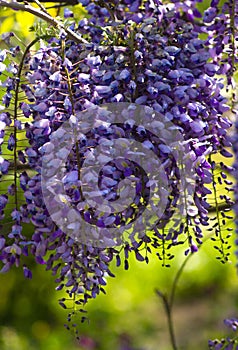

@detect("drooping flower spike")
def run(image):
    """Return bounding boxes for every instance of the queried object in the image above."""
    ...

[0,0,236,332]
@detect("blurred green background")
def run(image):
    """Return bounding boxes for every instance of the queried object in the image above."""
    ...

[0,239,237,350]
[0,1,238,350]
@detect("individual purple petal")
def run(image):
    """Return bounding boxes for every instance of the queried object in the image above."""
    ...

[33,102,48,112]
[0,157,10,174]
[35,256,45,264]
[164,46,181,56]
[7,133,15,151]
[25,148,38,157]
[0,237,5,250]
[5,243,21,255]
[0,262,11,273]
[0,50,6,62]
[49,71,62,82]
[95,85,112,96]
[11,209,21,221]
[118,69,130,81]
[18,150,26,163]
[135,95,147,104]
[204,63,219,76]
[8,224,23,238]
[62,171,79,184]
[23,265,32,279]
[64,96,72,111]
[190,120,206,133]
[78,73,91,83]
[135,250,144,261]
[7,63,18,74]
[204,7,217,23]
[20,102,31,117]
[0,62,6,73]
[64,8,73,18]
[190,244,198,253]
[14,119,22,130]
[86,55,102,67]
[0,194,8,209]
[8,184,15,195]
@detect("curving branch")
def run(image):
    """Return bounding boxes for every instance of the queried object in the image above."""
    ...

[0,0,88,44]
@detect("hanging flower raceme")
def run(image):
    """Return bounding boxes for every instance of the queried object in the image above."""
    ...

[0,0,235,330]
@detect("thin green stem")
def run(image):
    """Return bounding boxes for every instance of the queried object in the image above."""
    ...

[61,40,83,200]
[156,289,178,350]
[155,231,216,350]
[169,254,191,309]
[208,154,226,262]
[13,37,41,209]
[129,28,139,101]
[156,253,194,350]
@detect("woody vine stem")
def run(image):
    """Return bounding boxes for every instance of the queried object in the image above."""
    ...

[0,0,88,44]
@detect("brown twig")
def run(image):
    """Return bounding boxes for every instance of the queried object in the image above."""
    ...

[0,0,88,44]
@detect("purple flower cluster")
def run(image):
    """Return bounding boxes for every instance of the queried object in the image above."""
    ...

[0,0,235,328]
[208,318,238,349]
